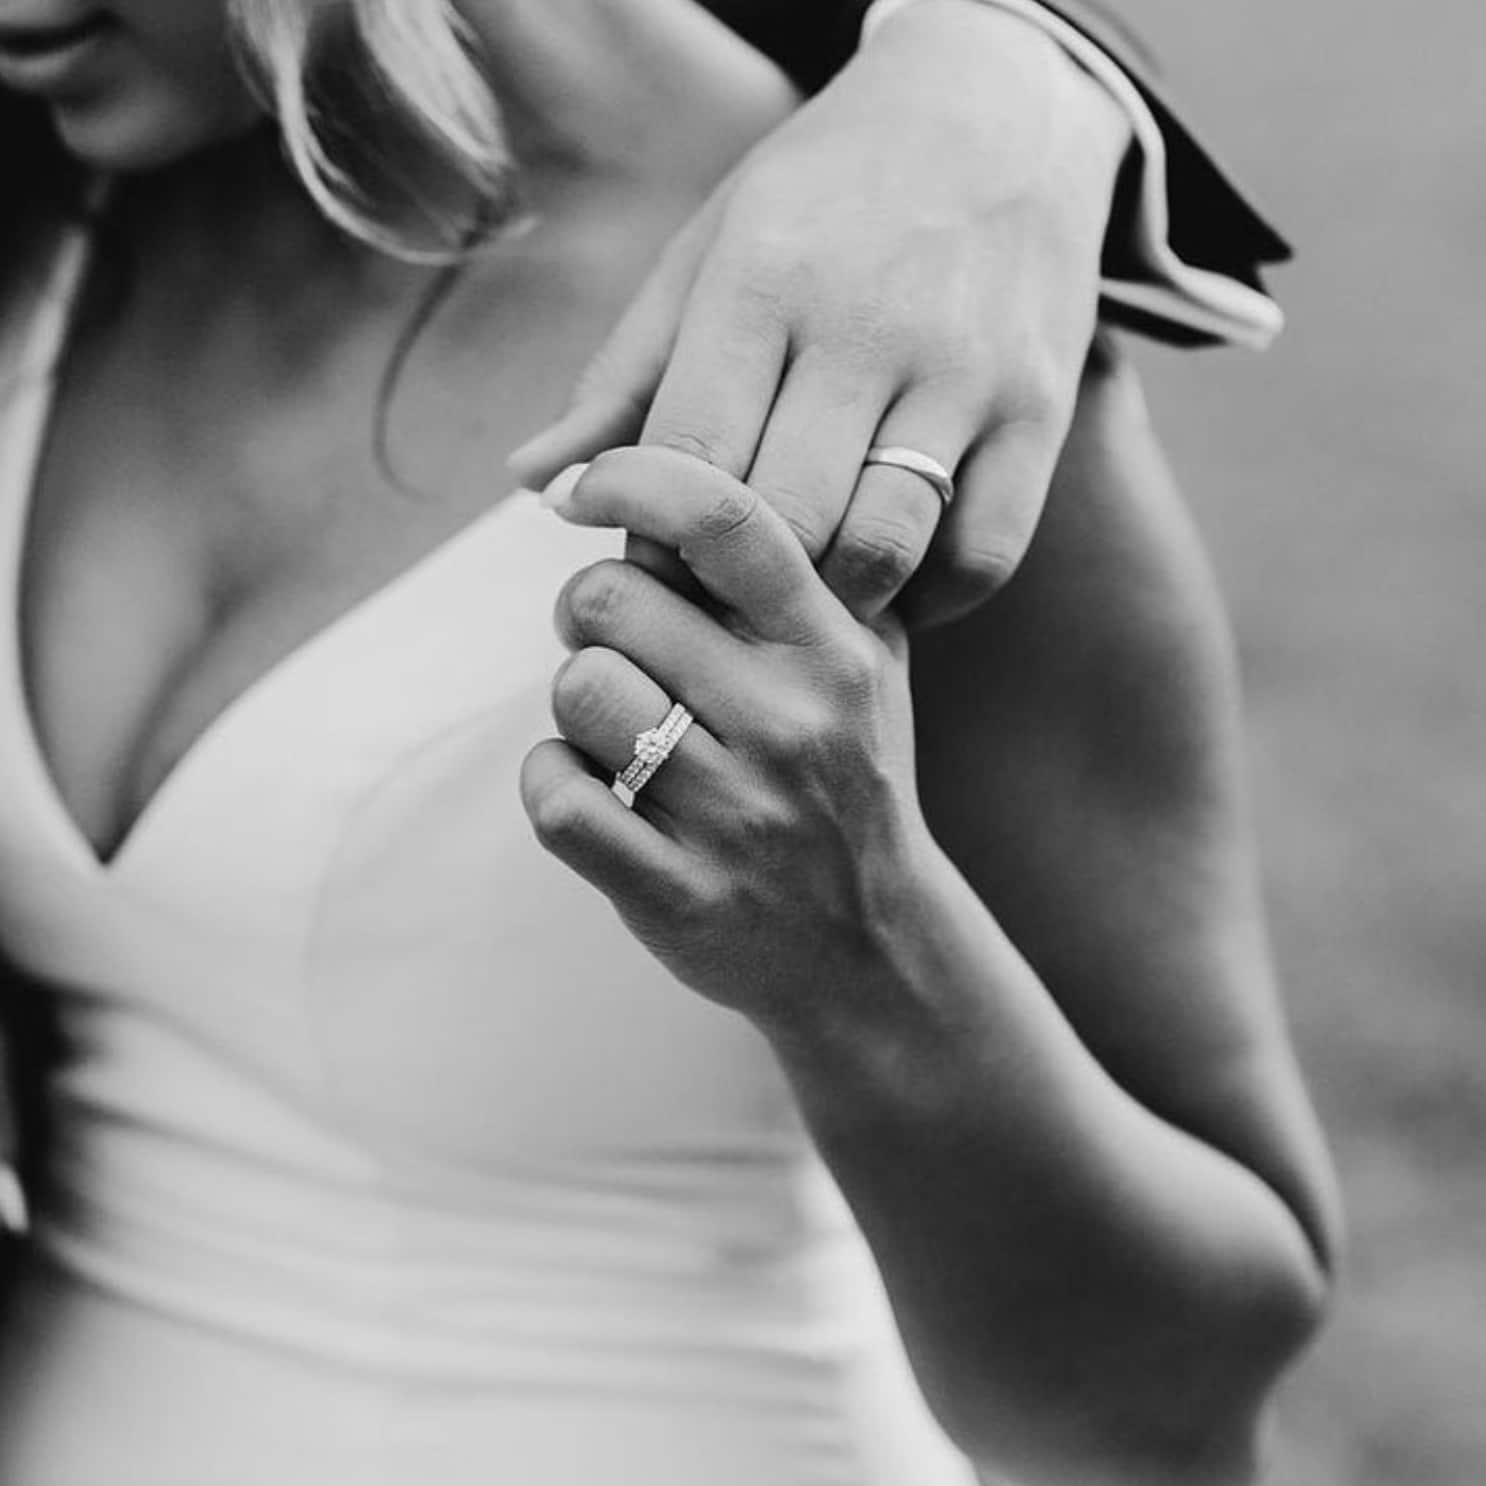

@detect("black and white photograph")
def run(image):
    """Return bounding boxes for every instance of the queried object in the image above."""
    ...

[0,2,1478,1483]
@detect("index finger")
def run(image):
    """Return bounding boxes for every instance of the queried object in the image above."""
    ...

[638,251,789,480]
[546,448,840,646]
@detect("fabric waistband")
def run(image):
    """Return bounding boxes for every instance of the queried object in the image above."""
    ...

[33,1115,869,1391]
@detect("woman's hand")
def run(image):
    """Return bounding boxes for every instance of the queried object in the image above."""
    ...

[519,436,1336,1486]
[509,2,1132,627]
[520,447,935,1033]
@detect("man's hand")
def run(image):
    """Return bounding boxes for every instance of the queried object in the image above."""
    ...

[510,0,1132,626]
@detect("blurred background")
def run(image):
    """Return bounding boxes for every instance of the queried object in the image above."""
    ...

[1117,2,1485,1481]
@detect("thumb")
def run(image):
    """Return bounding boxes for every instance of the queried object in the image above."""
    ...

[507,191,727,490]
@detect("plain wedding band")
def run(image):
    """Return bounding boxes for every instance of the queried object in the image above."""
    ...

[862,445,957,508]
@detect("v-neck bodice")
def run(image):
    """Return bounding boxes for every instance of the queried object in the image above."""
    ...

[0,224,535,882]
[0,227,977,1486]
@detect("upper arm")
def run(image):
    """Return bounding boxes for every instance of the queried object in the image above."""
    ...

[911,344,1340,1269]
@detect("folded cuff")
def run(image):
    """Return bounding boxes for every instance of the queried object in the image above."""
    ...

[860,0,1287,348]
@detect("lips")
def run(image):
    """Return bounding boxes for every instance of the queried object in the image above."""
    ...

[0,12,113,57]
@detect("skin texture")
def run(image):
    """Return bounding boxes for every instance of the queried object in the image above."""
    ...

[0,3,1336,1480]
[509,0,1134,627]
[527,351,1341,1482]
[0,0,257,166]
[1,0,1130,630]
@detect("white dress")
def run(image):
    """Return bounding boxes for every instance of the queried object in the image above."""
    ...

[0,228,982,1485]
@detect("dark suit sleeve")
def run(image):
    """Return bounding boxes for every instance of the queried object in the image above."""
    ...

[715,1,1289,345]
[1036,1,1290,276]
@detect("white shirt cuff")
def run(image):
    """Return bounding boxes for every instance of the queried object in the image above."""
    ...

[860,0,1284,349]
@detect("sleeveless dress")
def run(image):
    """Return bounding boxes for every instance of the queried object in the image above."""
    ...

[0,228,982,1485]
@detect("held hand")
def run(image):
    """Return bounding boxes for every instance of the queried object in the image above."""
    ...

[509,3,1131,626]
[520,449,933,1030]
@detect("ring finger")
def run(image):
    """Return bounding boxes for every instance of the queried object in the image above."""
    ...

[819,391,982,622]
[550,645,732,826]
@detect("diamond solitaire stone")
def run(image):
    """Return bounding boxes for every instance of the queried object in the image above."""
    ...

[633,728,669,764]
[612,703,695,804]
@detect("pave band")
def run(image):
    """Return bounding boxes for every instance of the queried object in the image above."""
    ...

[612,703,695,806]
[863,445,956,508]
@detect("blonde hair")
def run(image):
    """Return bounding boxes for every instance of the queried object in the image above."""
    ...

[229,0,517,260]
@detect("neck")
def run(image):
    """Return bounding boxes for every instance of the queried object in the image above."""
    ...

[101,3,795,321]
[457,0,797,190]
[106,128,427,323]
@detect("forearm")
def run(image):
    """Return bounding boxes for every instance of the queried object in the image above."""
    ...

[535,443,1334,1478]
[764,845,1330,1486]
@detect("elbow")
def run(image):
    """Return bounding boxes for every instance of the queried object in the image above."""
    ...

[1256,1194,1339,1363]
[1118,1139,1347,1486]
[1123,1246,1337,1486]
[945,1243,1337,1486]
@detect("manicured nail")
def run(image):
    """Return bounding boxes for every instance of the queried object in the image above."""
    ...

[0,1165,28,1233]
[538,462,589,513]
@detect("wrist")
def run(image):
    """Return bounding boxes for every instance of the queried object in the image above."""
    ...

[863,0,1133,232]
[760,835,1007,1133]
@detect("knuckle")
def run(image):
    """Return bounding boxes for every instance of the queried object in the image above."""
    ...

[755,693,840,772]
[674,868,733,931]
[903,314,986,388]
[822,634,892,728]
[693,480,762,543]
[829,519,925,602]
[732,241,809,309]
[726,795,800,867]
[550,647,624,735]
[558,560,631,642]
[750,477,833,556]
[944,541,1023,602]
[900,537,1027,627]
[528,773,595,849]
[832,629,884,692]
[812,297,904,374]
[1002,352,1068,432]
[912,345,983,395]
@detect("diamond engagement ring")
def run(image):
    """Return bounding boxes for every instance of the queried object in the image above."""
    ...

[862,446,957,508]
[612,702,695,806]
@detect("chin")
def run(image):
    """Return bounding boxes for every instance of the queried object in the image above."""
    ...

[48,88,261,172]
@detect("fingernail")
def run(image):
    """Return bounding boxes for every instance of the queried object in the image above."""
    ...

[538,462,589,514]
[0,1165,28,1233]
